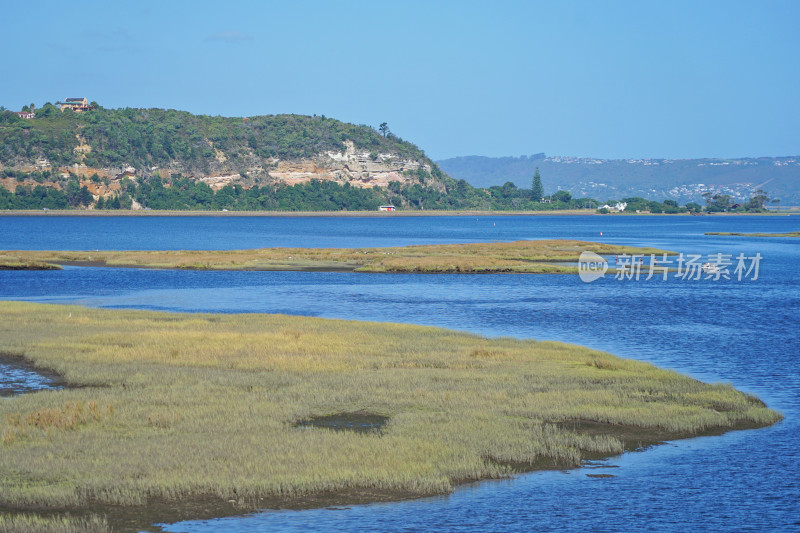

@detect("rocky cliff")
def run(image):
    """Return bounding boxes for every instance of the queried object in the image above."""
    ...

[0,107,448,201]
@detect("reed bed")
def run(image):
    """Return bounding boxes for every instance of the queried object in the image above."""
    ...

[0,240,672,273]
[0,514,109,533]
[0,301,780,530]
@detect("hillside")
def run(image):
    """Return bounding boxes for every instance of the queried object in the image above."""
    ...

[0,104,458,210]
[0,105,439,184]
[438,154,800,205]
[3,105,785,212]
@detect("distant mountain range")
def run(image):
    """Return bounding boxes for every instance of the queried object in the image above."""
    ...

[437,154,800,205]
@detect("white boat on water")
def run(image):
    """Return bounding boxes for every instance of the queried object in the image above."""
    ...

[701,262,722,274]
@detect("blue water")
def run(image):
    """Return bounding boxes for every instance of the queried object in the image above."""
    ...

[1,215,798,532]
[1,214,798,250]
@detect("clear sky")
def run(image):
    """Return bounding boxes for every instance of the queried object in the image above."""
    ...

[2,0,798,160]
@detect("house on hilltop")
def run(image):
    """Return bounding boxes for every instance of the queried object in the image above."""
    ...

[17,105,35,119]
[58,97,91,112]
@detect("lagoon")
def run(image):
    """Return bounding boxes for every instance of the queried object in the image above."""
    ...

[1,214,798,532]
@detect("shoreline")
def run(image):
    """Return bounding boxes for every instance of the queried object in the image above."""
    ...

[0,302,781,532]
[0,417,770,532]
[1,209,793,217]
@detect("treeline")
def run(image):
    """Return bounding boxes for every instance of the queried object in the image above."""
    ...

[2,168,766,212]
[608,193,770,214]
[2,174,729,213]
[700,191,771,213]
[0,105,429,172]
[0,174,586,211]
[604,197,701,214]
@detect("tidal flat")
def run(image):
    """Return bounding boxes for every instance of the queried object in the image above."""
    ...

[0,239,672,273]
[0,301,781,532]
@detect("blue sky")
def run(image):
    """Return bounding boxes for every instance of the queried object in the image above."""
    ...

[2,1,798,160]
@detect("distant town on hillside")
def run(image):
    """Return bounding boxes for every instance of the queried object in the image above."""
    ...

[437,154,800,206]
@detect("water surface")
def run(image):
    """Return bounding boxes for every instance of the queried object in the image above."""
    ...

[1,215,798,532]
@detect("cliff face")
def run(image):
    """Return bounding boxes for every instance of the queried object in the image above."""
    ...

[0,141,434,199]
[269,141,432,189]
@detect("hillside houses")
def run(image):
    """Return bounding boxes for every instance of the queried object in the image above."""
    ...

[57,97,91,112]
[16,104,36,119]
[9,98,93,118]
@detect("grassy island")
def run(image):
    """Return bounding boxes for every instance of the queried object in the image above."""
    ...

[705,231,800,237]
[0,239,672,274]
[0,302,781,532]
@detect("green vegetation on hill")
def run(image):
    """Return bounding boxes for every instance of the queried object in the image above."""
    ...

[4,104,586,211]
[0,105,427,170]
[1,104,765,213]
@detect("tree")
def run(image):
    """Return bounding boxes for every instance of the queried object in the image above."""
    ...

[706,193,732,213]
[746,189,769,211]
[35,103,58,118]
[531,167,544,201]
[378,122,390,138]
[78,185,92,207]
[552,190,572,203]
[65,179,82,207]
[703,191,721,211]
[500,181,518,198]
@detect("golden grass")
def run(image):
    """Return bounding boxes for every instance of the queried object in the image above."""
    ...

[0,256,61,271]
[3,400,113,445]
[0,239,672,273]
[0,300,780,526]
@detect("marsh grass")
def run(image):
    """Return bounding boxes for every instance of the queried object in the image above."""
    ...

[0,513,109,533]
[0,302,780,530]
[3,401,113,444]
[0,255,61,271]
[0,240,672,273]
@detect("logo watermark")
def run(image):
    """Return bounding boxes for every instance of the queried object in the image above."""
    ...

[578,252,762,283]
[578,251,609,283]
